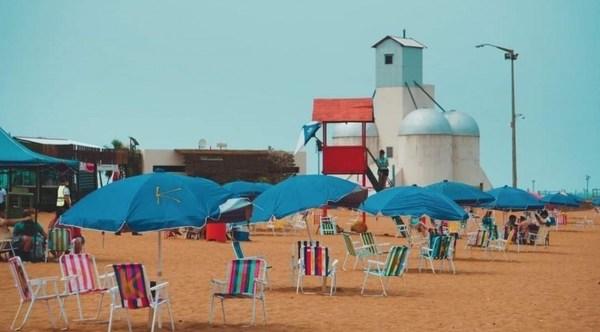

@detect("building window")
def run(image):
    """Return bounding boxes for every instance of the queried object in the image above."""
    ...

[384,54,393,65]
[386,146,394,158]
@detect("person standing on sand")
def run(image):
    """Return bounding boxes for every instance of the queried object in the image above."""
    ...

[375,149,389,189]
[56,177,72,215]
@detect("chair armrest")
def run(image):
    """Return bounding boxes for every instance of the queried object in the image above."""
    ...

[211,278,227,285]
[30,276,60,286]
[149,281,169,291]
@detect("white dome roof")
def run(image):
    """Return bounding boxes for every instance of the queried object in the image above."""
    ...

[444,110,480,136]
[398,108,453,136]
[331,123,378,138]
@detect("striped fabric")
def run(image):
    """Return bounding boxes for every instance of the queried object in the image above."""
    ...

[302,246,329,277]
[382,246,409,276]
[113,264,150,309]
[428,235,453,259]
[360,232,378,254]
[232,241,244,259]
[467,229,493,247]
[9,257,31,301]
[296,240,319,259]
[47,228,71,252]
[225,259,264,296]
[60,254,99,293]
[320,216,337,235]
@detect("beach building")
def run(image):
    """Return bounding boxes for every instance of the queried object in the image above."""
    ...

[328,35,491,189]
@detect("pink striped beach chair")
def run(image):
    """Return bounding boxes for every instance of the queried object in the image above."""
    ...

[296,245,338,296]
[8,256,69,331]
[109,263,175,332]
[210,258,268,326]
[59,253,110,321]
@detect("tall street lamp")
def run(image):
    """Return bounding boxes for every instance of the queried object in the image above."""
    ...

[476,43,519,188]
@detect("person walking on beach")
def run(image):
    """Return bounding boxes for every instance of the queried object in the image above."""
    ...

[56,177,72,215]
[375,149,389,190]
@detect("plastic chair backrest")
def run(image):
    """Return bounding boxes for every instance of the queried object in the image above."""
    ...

[225,259,264,296]
[302,246,330,277]
[60,254,99,293]
[47,228,71,251]
[113,263,151,310]
[383,246,409,277]
[360,232,378,254]
[8,256,32,301]
[295,240,319,259]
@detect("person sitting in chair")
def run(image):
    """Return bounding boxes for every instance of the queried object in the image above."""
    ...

[10,209,46,261]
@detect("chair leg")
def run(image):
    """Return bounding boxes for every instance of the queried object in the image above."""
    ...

[261,295,267,325]
[379,276,387,296]
[208,295,215,324]
[342,253,349,271]
[108,305,115,332]
[124,309,133,332]
[247,296,256,327]
[220,299,226,324]
[166,301,175,331]
[361,272,370,295]
[45,299,58,329]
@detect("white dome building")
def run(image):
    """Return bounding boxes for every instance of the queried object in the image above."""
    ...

[397,108,453,185]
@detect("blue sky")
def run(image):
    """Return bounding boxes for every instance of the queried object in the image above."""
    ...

[0,1,598,194]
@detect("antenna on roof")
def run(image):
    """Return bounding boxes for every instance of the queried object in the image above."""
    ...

[403,29,406,38]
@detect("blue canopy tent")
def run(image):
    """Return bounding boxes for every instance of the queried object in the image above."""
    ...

[0,127,78,215]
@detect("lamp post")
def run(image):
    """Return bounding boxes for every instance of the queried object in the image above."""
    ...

[476,43,519,188]
[532,180,535,192]
[586,175,591,198]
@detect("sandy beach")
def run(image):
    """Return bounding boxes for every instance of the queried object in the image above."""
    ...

[1,209,599,331]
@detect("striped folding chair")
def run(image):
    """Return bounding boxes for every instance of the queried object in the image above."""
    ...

[232,241,271,289]
[59,253,111,321]
[45,228,71,262]
[290,240,319,286]
[361,245,410,296]
[319,216,337,235]
[418,235,456,274]
[296,245,338,296]
[210,258,268,326]
[341,232,376,271]
[8,256,69,331]
[359,232,390,257]
[109,263,175,332]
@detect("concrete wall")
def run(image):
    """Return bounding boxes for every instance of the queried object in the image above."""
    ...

[375,39,423,88]
[141,149,185,174]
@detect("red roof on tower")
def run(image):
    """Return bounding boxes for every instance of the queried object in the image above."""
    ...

[312,98,374,122]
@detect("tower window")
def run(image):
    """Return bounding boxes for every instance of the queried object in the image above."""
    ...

[384,54,393,64]
[386,146,394,158]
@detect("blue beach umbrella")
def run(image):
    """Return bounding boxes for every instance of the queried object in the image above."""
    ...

[359,185,469,221]
[250,175,366,222]
[540,192,580,207]
[60,172,234,279]
[426,180,494,206]
[61,172,233,232]
[593,198,600,206]
[481,185,545,211]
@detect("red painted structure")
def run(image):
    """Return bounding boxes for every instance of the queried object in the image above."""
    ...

[312,98,374,223]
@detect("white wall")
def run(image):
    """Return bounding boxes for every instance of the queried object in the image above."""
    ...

[141,149,185,174]
[397,134,453,186]
[451,136,492,189]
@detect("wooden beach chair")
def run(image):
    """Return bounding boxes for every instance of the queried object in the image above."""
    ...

[361,246,410,296]
[296,245,338,296]
[8,256,69,331]
[210,258,268,326]
[108,263,175,332]
[59,253,111,321]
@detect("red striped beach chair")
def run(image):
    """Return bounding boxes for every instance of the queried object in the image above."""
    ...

[296,245,338,296]
[361,245,410,296]
[109,263,175,332]
[290,240,319,286]
[59,253,111,321]
[210,258,268,326]
[8,256,69,331]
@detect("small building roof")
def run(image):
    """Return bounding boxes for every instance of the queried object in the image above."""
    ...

[312,98,374,123]
[372,35,426,49]
[16,136,104,149]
